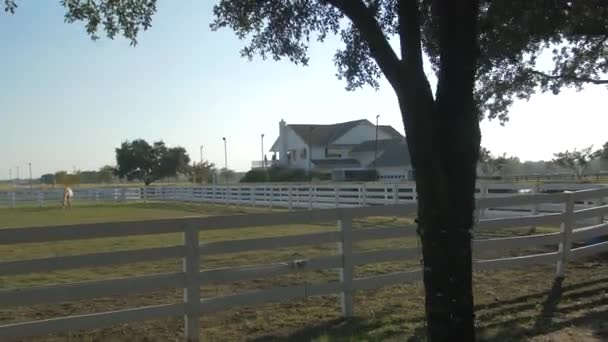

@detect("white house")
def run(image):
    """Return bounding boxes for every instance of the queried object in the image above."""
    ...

[267,119,413,181]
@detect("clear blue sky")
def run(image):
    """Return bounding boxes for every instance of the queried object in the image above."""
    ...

[1,1,606,179]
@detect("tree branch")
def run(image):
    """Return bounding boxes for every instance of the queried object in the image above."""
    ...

[398,0,424,72]
[529,70,608,85]
[327,0,402,90]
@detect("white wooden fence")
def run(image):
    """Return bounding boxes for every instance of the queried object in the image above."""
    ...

[1,182,605,210]
[1,188,608,341]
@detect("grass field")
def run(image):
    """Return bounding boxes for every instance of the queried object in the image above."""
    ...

[1,203,607,341]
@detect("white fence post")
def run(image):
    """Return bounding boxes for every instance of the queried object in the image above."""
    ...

[530,183,540,232]
[269,186,273,210]
[597,195,605,224]
[533,182,540,216]
[288,186,293,210]
[393,184,399,204]
[38,191,43,207]
[362,183,367,206]
[308,185,313,210]
[338,216,354,317]
[556,194,575,278]
[384,186,389,204]
[10,192,15,208]
[224,185,229,206]
[335,185,339,208]
[477,184,487,220]
[183,224,201,342]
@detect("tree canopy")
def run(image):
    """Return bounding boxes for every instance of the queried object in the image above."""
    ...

[115,139,190,185]
[5,1,607,340]
[553,145,601,180]
[97,165,115,183]
[478,147,514,177]
[6,1,606,122]
[207,0,608,122]
[39,173,55,186]
[189,161,215,184]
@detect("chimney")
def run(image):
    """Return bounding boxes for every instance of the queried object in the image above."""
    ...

[279,119,288,166]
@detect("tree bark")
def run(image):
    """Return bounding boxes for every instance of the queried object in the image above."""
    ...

[337,0,480,340]
[396,1,480,341]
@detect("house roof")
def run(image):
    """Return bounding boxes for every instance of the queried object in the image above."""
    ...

[270,119,404,151]
[350,138,405,153]
[369,142,412,167]
[290,119,368,146]
[270,119,369,151]
[379,125,405,139]
[312,158,361,168]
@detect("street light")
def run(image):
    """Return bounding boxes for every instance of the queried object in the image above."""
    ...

[374,115,380,167]
[198,145,204,184]
[261,134,265,168]
[222,137,228,184]
[308,127,314,173]
[28,162,32,189]
[15,166,19,181]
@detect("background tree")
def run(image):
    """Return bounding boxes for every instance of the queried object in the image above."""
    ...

[6,0,608,339]
[79,171,99,184]
[478,147,511,177]
[218,167,237,184]
[40,173,56,187]
[97,165,115,183]
[553,146,601,180]
[596,141,608,172]
[115,139,191,186]
[189,161,215,184]
[54,171,68,186]
[66,172,81,186]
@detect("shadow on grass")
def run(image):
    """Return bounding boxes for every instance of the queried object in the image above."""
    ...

[248,275,608,342]
[478,274,608,342]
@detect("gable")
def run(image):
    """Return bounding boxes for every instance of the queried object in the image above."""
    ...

[332,121,394,145]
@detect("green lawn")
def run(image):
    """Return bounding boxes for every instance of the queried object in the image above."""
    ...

[1,203,606,341]
[0,202,273,228]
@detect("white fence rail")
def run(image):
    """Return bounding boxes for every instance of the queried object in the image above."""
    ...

[2,182,605,212]
[1,188,608,340]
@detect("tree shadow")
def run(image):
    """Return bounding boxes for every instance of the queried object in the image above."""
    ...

[478,275,608,341]
[532,277,563,331]
[246,275,608,342]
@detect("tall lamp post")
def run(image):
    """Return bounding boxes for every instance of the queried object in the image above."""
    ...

[308,127,314,173]
[28,162,32,189]
[222,137,228,183]
[200,145,204,165]
[374,115,380,167]
[261,134,265,168]
[199,145,204,184]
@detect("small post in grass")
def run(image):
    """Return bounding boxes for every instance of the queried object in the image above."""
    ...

[308,185,313,210]
[556,193,575,278]
[288,185,293,210]
[335,185,339,208]
[338,216,354,317]
[183,224,201,342]
[393,184,399,204]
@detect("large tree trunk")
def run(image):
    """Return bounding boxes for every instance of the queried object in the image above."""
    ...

[333,0,480,339]
[397,1,481,341]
